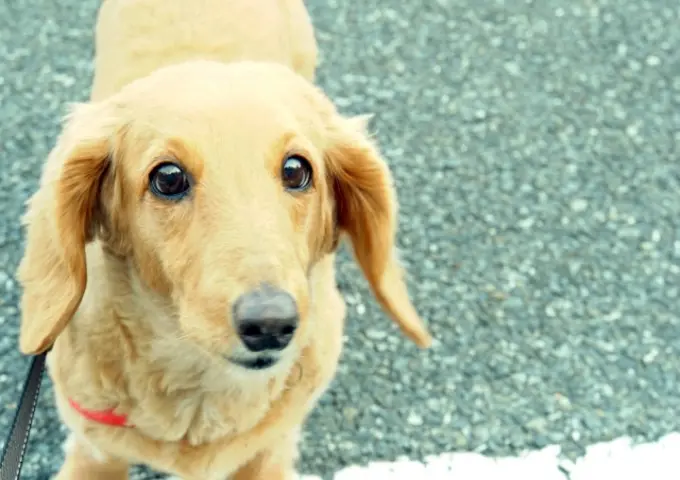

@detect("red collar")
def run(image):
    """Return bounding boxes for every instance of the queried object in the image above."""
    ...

[68,398,133,427]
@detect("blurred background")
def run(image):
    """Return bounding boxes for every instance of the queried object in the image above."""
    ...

[0,0,678,478]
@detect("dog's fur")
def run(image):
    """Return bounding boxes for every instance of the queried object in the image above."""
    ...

[16,1,432,479]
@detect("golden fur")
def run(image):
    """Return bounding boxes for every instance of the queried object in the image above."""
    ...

[16,1,432,479]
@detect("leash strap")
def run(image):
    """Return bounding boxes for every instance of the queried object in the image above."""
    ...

[0,352,47,480]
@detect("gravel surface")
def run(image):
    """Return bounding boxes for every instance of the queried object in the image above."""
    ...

[1,0,679,478]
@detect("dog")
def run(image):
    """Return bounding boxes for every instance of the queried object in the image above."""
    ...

[16,1,432,479]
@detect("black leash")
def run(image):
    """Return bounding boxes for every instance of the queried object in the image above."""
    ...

[0,352,47,480]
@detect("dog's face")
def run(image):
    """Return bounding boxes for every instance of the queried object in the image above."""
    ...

[17,61,431,369]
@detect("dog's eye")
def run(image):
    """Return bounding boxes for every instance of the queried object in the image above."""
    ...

[282,155,313,192]
[149,162,191,200]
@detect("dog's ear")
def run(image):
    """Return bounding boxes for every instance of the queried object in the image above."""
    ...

[17,102,119,355]
[324,114,432,348]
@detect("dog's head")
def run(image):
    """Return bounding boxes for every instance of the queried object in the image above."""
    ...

[17,60,431,370]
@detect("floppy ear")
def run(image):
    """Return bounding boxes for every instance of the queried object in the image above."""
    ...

[325,115,432,348]
[17,103,116,355]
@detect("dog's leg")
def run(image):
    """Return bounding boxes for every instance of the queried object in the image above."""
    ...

[230,431,299,480]
[54,434,129,480]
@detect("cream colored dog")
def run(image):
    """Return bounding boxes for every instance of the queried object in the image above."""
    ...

[17,1,432,479]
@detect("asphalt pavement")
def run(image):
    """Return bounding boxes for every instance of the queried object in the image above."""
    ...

[1,0,679,478]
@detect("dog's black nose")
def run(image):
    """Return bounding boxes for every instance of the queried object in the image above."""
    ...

[232,284,299,352]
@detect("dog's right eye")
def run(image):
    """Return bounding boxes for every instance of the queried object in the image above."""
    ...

[148,162,191,200]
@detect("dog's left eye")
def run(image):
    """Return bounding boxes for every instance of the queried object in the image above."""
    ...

[282,155,313,192]
[149,162,191,200]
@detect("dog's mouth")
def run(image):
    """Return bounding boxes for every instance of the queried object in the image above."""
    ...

[229,356,278,370]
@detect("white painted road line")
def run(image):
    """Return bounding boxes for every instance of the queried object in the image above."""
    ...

[296,432,680,479]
